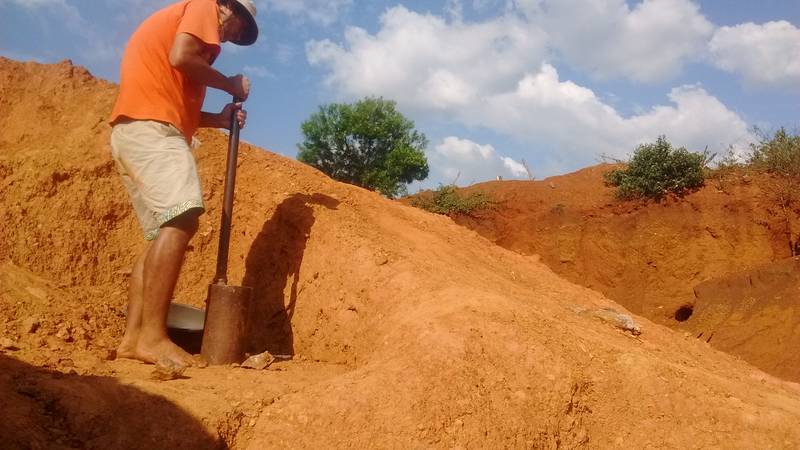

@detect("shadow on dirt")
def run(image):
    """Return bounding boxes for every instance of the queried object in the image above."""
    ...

[0,354,222,449]
[243,193,339,356]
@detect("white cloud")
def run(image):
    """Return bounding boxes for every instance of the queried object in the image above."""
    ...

[709,20,800,88]
[437,136,496,161]
[511,0,713,83]
[431,137,529,184]
[307,5,548,111]
[308,5,753,179]
[262,0,351,26]
[627,85,754,152]
[470,64,753,165]
[502,156,528,177]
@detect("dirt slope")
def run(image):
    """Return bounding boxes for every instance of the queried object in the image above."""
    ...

[449,167,800,381]
[453,167,795,322]
[2,57,800,449]
[685,256,800,382]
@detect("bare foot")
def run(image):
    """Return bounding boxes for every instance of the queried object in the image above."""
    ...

[115,335,196,368]
[114,334,140,361]
[138,337,196,367]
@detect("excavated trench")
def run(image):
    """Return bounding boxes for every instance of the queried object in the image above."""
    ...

[449,169,800,382]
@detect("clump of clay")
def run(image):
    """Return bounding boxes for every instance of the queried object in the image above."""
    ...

[241,351,275,370]
[573,306,642,336]
[151,357,188,381]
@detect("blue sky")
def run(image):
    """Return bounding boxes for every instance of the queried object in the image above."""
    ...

[1,0,798,190]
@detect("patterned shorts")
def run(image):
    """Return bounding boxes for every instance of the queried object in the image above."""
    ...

[110,119,204,241]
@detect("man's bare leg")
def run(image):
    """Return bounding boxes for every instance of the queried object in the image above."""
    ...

[118,213,199,366]
[115,243,150,359]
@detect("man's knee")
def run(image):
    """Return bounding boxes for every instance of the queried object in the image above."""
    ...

[163,210,200,237]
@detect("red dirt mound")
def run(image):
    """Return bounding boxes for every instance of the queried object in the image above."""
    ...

[2,57,800,448]
[449,168,800,381]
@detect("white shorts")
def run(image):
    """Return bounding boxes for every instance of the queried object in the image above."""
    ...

[110,120,204,241]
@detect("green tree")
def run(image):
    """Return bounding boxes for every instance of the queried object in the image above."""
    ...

[297,97,429,198]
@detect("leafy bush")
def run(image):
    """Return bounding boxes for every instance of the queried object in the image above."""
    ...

[748,127,800,177]
[411,184,491,216]
[604,136,707,200]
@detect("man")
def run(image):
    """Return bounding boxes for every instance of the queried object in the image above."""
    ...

[109,0,258,367]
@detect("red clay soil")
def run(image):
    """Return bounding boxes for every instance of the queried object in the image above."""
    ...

[686,256,800,382]
[2,57,800,449]
[449,167,800,382]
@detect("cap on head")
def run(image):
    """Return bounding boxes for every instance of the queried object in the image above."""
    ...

[229,0,258,46]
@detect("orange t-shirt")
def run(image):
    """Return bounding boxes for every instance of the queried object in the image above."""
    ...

[110,0,221,142]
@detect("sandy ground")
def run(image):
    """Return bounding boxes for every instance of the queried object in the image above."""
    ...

[2,57,800,449]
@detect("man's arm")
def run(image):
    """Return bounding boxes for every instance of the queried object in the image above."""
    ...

[199,103,247,129]
[199,111,226,129]
[169,32,248,99]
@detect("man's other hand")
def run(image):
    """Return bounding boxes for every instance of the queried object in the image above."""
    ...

[220,102,247,129]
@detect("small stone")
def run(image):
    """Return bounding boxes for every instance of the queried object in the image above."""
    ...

[151,357,187,381]
[241,351,275,370]
[249,419,256,427]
